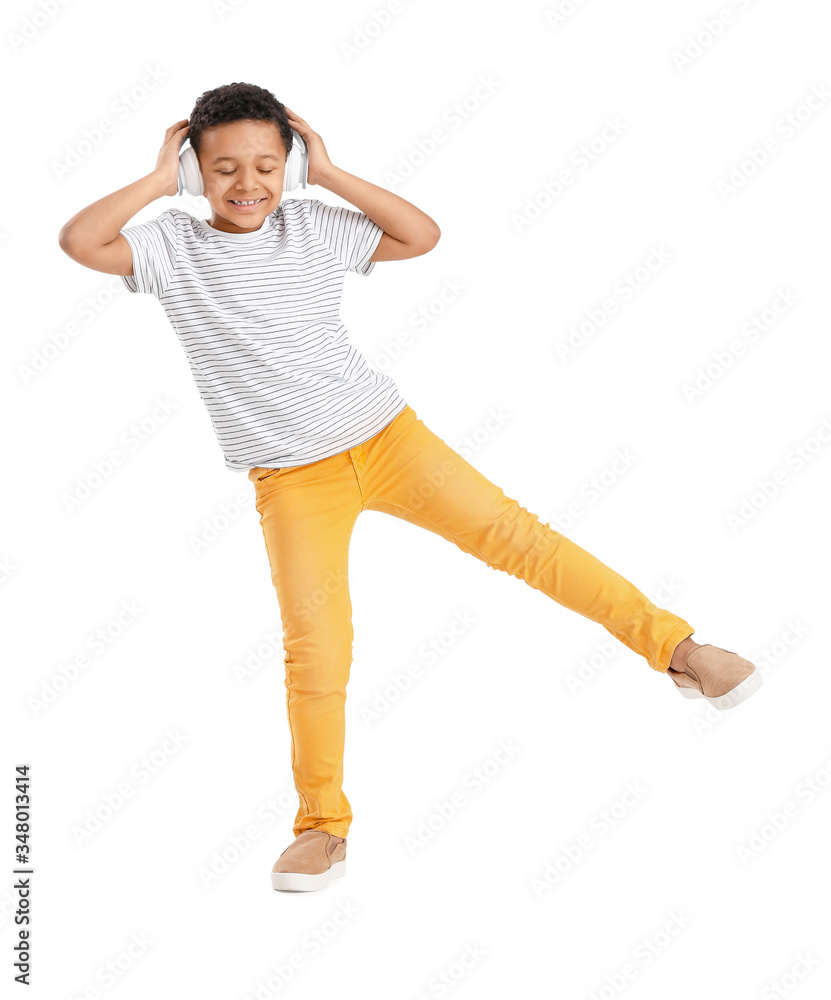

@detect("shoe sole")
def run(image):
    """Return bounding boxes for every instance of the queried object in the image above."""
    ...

[271,859,346,892]
[674,667,763,710]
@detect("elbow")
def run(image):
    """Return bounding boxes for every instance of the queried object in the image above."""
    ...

[58,225,93,262]
[58,225,75,255]
[413,225,441,257]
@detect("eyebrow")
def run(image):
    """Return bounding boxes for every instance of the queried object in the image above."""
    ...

[209,153,281,164]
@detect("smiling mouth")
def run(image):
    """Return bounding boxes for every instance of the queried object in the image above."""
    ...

[228,198,267,206]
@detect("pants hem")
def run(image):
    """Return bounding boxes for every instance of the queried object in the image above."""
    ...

[654,625,696,673]
[296,822,350,839]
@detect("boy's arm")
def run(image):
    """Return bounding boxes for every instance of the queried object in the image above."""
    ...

[58,171,170,276]
[318,164,441,263]
[58,119,188,276]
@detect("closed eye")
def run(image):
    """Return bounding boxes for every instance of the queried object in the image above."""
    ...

[218,168,275,175]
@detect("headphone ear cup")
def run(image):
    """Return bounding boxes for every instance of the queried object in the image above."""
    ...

[178,141,203,197]
[283,128,308,192]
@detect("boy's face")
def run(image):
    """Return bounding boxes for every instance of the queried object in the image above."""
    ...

[197,119,288,233]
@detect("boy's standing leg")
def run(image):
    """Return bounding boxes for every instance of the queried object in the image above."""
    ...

[249,452,363,846]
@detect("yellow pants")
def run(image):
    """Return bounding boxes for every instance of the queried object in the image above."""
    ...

[249,404,694,839]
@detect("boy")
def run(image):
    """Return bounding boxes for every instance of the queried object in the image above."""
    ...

[58,82,761,893]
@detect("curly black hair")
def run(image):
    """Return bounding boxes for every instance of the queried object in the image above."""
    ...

[187,82,293,161]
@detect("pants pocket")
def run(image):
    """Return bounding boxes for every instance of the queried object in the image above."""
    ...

[251,466,283,484]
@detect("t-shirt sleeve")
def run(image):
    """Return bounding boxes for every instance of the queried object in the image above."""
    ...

[306,197,384,276]
[119,210,180,297]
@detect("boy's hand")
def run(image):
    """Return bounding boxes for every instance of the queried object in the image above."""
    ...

[154,119,190,196]
[284,107,333,186]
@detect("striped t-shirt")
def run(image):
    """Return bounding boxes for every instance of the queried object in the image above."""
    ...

[119,197,408,471]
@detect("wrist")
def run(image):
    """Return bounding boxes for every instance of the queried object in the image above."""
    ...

[147,169,176,198]
[315,162,342,190]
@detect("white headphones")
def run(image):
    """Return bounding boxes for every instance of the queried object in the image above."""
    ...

[177,127,308,196]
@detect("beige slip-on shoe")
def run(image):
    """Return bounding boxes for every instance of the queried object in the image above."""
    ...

[667,643,762,710]
[271,829,347,892]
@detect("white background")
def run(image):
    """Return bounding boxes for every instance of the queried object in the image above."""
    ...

[4,0,831,996]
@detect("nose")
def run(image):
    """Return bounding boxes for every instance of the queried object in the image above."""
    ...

[233,169,264,192]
